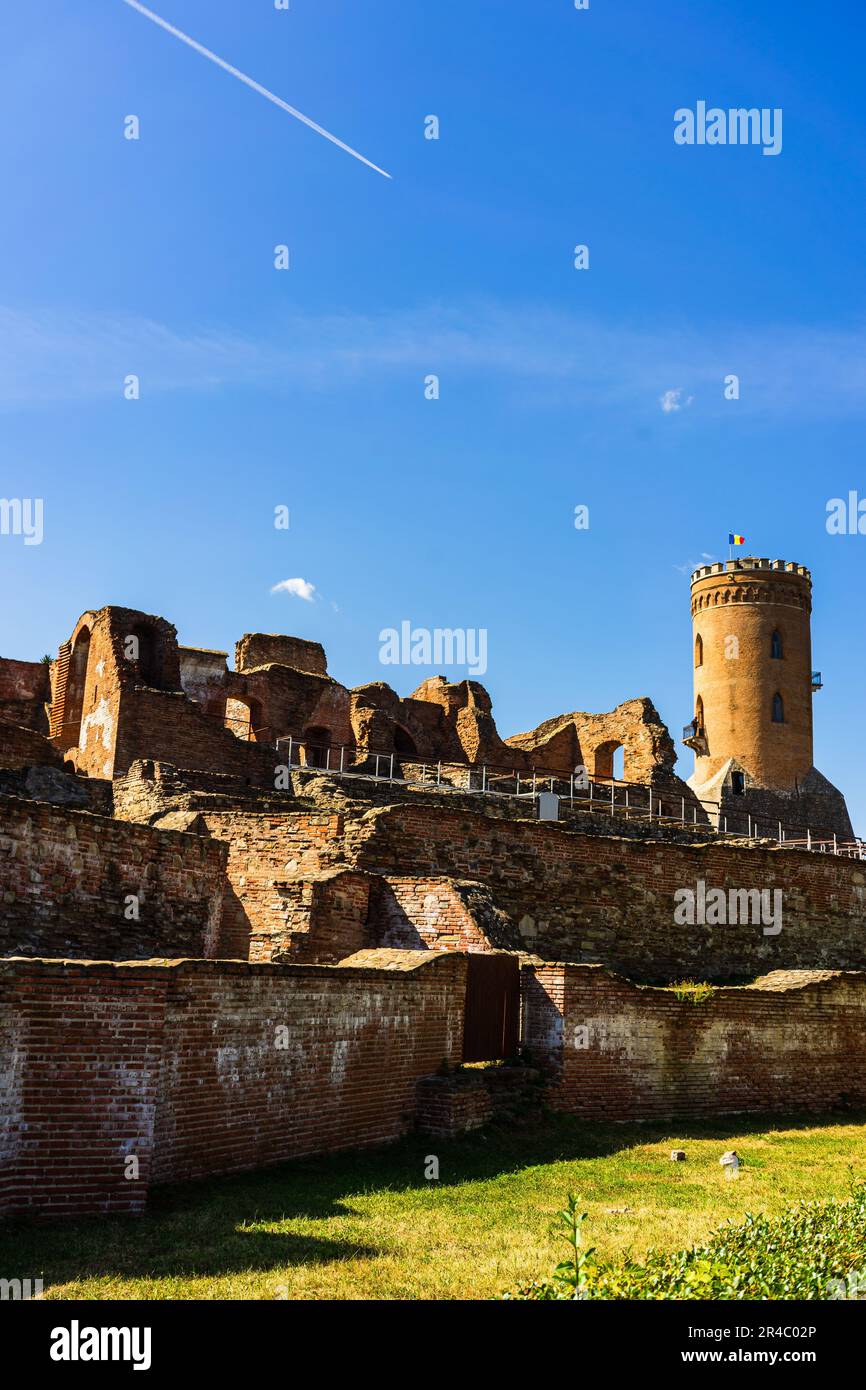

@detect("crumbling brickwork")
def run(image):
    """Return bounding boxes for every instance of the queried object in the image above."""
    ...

[347,805,866,981]
[507,697,685,784]
[200,809,346,958]
[246,869,373,964]
[0,658,50,733]
[368,876,497,953]
[0,952,467,1218]
[523,963,866,1119]
[0,795,225,960]
[0,719,64,772]
[0,573,859,1223]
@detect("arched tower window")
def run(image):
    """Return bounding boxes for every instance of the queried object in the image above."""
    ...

[695,696,704,732]
[771,630,783,660]
[694,633,703,667]
[772,692,785,724]
[65,627,91,746]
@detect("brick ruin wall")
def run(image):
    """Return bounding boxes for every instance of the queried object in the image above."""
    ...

[201,810,346,959]
[0,659,50,734]
[0,796,226,960]
[113,689,279,785]
[5,793,865,981]
[347,805,866,982]
[4,953,866,1218]
[196,803,866,982]
[0,953,467,1219]
[3,787,866,1219]
[523,964,866,1120]
[0,720,63,772]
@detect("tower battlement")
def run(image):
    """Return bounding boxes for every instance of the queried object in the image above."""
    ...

[690,557,811,583]
[691,559,812,618]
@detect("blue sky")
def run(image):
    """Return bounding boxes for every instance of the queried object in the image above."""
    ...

[1,0,864,830]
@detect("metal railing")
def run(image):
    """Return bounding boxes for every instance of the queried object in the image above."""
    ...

[270,736,865,859]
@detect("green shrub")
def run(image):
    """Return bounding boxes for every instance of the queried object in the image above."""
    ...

[668,980,717,1004]
[505,1179,866,1300]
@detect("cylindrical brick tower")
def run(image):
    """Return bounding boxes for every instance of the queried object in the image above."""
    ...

[688,558,814,792]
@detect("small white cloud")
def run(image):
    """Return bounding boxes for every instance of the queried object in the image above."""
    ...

[660,388,693,413]
[271,577,317,602]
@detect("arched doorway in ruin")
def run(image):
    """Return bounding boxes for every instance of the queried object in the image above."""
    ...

[64,627,91,748]
[393,725,418,759]
[593,739,625,782]
[225,696,263,741]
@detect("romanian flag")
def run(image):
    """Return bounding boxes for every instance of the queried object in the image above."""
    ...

[729,533,745,546]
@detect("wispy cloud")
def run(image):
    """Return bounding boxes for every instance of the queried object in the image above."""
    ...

[659,387,694,413]
[3,300,866,419]
[673,551,719,576]
[271,577,317,602]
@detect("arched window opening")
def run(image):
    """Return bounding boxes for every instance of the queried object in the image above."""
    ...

[65,628,91,746]
[772,692,785,724]
[393,725,418,758]
[593,739,624,781]
[303,726,331,769]
[695,696,704,732]
[771,630,783,660]
[225,696,262,742]
[694,633,703,667]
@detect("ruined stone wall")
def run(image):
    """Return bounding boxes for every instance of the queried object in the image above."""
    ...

[236,634,328,676]
[369,876,495,953]
[112,760,293,825]
[177,647,229,717]
[348,805,866,981]
[0,952,467,1218]
[113,689,279,784]
[156,800,866,978]
[51,607,182,777]
[507,698,684,785]
[0,720,64,772]
[523,963,866,1119]
[0,796,226,960]
[713,779,855,843]
[201,810,346,958]
[246,870,372,964]
[0,658,50,733]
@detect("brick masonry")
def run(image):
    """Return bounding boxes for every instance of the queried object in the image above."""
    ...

[522,962,866,1120]
[201,810,346,959]
[348,805,866,981]
[0,658,50,733]
[0,795,226,960]
[0,719,64,772]
[0,952,467,1218]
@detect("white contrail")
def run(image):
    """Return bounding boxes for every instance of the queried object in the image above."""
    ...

[121,0,392,179]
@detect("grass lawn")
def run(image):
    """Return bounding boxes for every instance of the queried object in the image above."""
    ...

[5,1109,866,1301]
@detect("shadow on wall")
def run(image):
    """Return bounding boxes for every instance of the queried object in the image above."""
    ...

[366,880,430,952]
